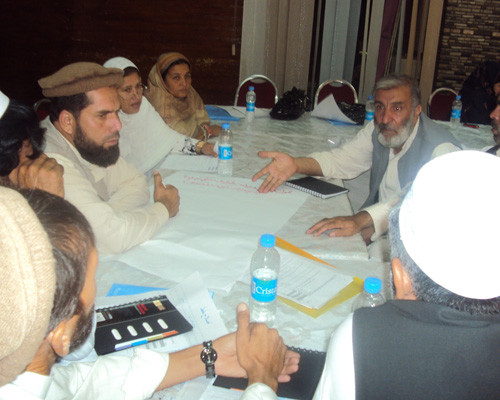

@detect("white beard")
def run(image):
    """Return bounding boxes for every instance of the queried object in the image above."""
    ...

[376,117,414,149]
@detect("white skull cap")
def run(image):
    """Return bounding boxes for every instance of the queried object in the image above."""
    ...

[399,150,500,300]
[0,91,9,119]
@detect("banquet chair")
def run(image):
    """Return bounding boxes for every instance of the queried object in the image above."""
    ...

[33,98,51,121]
[234,75,278,109]
[427,88,458,121]
[314,79,358,107]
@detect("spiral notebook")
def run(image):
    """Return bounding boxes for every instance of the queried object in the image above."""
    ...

[213,346,326,400]
[94,294,193,355]
[285,177,348,199]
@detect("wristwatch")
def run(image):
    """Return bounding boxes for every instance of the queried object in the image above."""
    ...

[200,340,218,378]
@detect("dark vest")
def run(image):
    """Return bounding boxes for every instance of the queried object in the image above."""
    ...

[362,114,461,209]
[353,300,500,400]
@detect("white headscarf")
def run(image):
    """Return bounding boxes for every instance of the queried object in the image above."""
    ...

[0,91,10,119]
[103,57,196,176]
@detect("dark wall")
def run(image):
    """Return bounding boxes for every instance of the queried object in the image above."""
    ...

[0,0,243,106]
[435,0,500,91]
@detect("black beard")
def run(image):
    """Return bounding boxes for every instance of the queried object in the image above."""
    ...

[74,124,120,167]
[69,305,95,353]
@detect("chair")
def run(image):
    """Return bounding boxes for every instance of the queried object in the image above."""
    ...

[427,88,458,121]
[33,98,51,121]
[314,79,358,107]
[234,75,278,109]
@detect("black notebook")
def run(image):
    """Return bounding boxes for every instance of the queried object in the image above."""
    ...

[285,177,348,199]
[94,295,192,355]
[213,346,326,400]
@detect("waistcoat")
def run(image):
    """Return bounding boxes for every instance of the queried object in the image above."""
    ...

[353,300,500,399]
[361,114,460,209]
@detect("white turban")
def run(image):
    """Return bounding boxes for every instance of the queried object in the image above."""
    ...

[400,150,500,300]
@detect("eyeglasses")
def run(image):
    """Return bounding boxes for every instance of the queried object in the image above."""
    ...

[119,84,147,98]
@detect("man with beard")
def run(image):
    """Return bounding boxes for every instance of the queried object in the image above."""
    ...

[252,75,460,243]
[485,93,500,156]
[313,151,500,399]
[0,187,299,399]
[38,62,180,254]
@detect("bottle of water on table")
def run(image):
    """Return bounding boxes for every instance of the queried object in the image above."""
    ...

[352,277,385,311]
[246,86,256,123]
[450,94,462,129]
[365,95,375,124]
[217,123,233,176]
[250,234,280,324]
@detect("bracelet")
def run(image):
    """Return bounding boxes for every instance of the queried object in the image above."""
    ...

[201,124,212,140]
[195,140,206,155]
[200,340,217,378]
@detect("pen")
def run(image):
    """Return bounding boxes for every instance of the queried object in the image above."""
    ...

[463,123,479,129]
[114,330,179,351]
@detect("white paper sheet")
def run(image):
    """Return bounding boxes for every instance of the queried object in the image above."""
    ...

[95,272,228,355]
[108,172,309,292]
[311,94,356,124]
[161,154,218,172]
[239,249,353,309]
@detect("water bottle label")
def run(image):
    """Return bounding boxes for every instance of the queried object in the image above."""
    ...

[251,277,277,302]
[365,111,374,121]
[451,109,461,119]
[246,102,255,112]
[218,145,232,160]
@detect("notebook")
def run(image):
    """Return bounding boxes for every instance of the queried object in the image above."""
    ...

[285,177,348,199]
[213,346,326,400]
[94,294,193,355]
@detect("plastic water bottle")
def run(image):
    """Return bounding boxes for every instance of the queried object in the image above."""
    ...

[365,95,375,124]
[246,86,256,123]
[250,234,280,324]
[217,123,233,176]
[352,277,385,311]
[450,95,462,129]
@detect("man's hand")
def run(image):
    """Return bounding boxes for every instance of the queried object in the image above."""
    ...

[153,171,180,217]
[306,211,373,238]
[201,142,217,157]
[8,154,65,197]
[235,303,299,391]
[252,151,298,193]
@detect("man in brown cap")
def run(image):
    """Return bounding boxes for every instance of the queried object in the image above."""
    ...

[0,187,299,400]
[38,62,180,254]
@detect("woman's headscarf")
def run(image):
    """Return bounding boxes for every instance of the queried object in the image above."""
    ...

[103,57,192,175]
[145,52,210,138]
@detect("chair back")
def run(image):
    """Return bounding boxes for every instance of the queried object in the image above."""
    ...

[428,88,458,121]
[33,98,51,121]
[234,75,278,108]
[315,79,358,107]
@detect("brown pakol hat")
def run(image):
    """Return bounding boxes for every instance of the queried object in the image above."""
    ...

[38,62,123,97]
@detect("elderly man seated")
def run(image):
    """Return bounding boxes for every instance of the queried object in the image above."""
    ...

[0,187,299,399]
[313,150,500,399]
[0,90,63,196]
[252,75,461,245]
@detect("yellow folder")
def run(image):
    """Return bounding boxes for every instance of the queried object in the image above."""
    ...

[275,236,364,318]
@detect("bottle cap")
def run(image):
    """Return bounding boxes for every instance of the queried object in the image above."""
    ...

[260,234,276,248]
[456,95,461,100]
[368,95,373,100]
[221,123,230,130]
[249,86,254,91]
[364,277,382,294]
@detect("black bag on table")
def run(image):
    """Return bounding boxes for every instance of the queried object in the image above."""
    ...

[270,87,310,120]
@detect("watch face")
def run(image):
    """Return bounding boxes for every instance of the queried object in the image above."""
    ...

[201,347,217,364]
